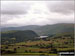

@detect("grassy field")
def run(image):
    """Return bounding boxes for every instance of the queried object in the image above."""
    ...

[1,34,74,55]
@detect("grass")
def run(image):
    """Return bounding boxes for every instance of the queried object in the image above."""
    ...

[2,53,58,55]
[1,36,74,55]
[16,53,57,55]
[15,42,26,45]
[57,48,74,51]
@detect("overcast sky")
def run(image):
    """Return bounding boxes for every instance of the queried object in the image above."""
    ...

[1,0,74,27]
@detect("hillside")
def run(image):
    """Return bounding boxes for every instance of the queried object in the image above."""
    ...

[1,23,74,44]
[1,23,74,36]
[1,30,39,44]
[1,25,40,31]
[1,23,74,55]
[34,23,74,36]
[1,32,74,55]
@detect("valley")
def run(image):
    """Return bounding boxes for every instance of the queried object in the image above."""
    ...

[0,23,74,55]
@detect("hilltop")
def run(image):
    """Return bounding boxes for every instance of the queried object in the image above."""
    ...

[1,23,74,36]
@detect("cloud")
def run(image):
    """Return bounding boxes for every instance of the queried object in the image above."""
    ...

[47,1,74,14]
[1,1,31,15]
[1,1,74,27]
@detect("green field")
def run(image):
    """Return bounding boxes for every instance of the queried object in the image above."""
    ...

[1,33,74,55]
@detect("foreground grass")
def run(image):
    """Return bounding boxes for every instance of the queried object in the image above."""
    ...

[2,53,58,55]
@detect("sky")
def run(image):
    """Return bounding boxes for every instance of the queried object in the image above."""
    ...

[1,0,74,27]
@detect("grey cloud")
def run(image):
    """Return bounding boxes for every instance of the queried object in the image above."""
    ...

[1,15,15,22]
[47,1,74,14]
[1,1,31,15]
[1,14,23,24]
[1,1,74,27]
[1,1,31,26]
[1,24,20,27]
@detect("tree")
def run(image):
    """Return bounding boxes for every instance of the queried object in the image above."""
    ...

[5,46,8,49]
[11,38,16,44]
[13,48,17,52]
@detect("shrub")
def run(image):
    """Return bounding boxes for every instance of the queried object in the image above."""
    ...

[5,46,8,49]
[39,51,43,53]
[13,48,17,52]
[1,49,5,54]
[18,47,20,48]
[6,50,16,53]
[25,50,28,53]
[51,48,57,53]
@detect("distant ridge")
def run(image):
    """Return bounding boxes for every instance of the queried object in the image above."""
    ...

[1,23,74,36]
[34,23,74,35]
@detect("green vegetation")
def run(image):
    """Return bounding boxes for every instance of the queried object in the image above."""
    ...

[1,23,74,36]
[1,32,74,55]
[34,23,74,36]
[1,30,39,44]
[1,23,74,55]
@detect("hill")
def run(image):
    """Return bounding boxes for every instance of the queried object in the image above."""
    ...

[1,23,74,55]
[34,23,74,36]
[1,30,39,44]
[1,23,74,36]
[1,32,74,55]
[1,25,40,31]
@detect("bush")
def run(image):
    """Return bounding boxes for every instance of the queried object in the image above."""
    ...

[18,47,20,48]
[6,50,16,54]
[1,49,6,54]
[5,46,8,49]
[1,49,16,54]
[13,48,17,52]
[39,51,43,53]
[25,50,28,53]
[51,48,57,53]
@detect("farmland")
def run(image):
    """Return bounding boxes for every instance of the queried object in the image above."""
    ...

[1,33,74,55]
[1,23,74,55]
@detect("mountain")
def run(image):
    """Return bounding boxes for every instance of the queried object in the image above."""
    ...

[34,23,74,36]
[1,25,40,31]
[1,23,74,36]
[1,23,74,44]
[1,30,39,44]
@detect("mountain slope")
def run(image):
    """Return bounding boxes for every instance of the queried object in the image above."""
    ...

[1,23,74,36]
[1,30,39,44]
[34,23,74,36]
[1,25,40,31]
